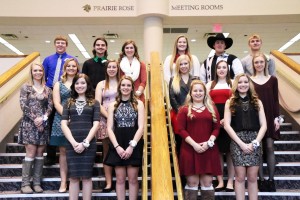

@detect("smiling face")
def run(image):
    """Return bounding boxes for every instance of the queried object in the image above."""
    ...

[65,60,78,76]
[119,78,133,98]
[253,55,267,76]
[94,39,107,57]
[249,37,262,51]
[31,64,44,82]
[237,75,250,95]
[191,83,205,103]
[55,39,67,54]
[216,61,228,79]
[213,40,226,54]
[107,61,118,78]
[176,37,188,53]
[74,77,87,95]
[179,59,190,75]
[124,43,135,59]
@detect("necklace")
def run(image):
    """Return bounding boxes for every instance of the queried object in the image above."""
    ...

[75,99,87,115]
[33,85,45,100]
[241,101,249,112]
[192,105,205,112]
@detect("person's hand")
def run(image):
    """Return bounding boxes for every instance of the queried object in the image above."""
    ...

[74,142,85,154]
[240,143,253,154]
[37,125,44,133]
[199,142,209,153]
[122,146,134,160]
[34,117,43,127]
[116,146,125,158]
[220,119,224,127]
[274,119,280,131]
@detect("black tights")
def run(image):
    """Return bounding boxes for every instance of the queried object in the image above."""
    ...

[259,137,276,180]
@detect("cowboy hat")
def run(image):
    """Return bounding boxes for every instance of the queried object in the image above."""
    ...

[207,33,233,49]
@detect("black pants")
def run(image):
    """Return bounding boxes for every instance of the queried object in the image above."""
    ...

[45,107,56,161]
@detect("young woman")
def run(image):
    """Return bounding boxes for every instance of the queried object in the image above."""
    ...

[95,60,120,192]
[169,54,193,154]
[177,80,221,200]
[18,63,53,194]
[206,60,234,192]
[250,53,280,192]
[224,74,267,200]
[49,58,79,193]
[104,76,144,200]
[61,74,100,200]
[119,40,147,104]
[163,35,200,83]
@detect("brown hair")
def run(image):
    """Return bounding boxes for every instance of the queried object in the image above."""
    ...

[119,40,140,62]
[210,60,232,89]
[54,35,68,46]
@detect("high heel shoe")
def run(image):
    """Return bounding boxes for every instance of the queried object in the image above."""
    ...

[58,187,67,193]
[102,187,113,193]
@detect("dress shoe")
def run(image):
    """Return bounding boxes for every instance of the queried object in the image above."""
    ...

[214,186,225,192]
[58,187,67,193]
[102,187,113,193]
[225,187,234,192]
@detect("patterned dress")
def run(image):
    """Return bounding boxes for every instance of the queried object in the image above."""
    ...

[18,84,53,145]
[50,82,70,146]
[62,100,100,178]
[104,100,144,167]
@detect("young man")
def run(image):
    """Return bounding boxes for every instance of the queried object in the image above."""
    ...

[200,33,244,84]
[241,34,276,76]
[82,37,108,89]
[43,35,75,166]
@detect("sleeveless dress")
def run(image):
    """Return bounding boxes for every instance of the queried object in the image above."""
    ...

[50,82,70,146]
[104,100,144,167]
[18,84,53,145]
[209,82,232,153]
[62,100,100,178]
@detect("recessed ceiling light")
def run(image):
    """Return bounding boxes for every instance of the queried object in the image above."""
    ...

[110,40,115,43]
[115,52,120,55]
[45,40,51,43]
[244,51,248,53]
[191,39,196,42]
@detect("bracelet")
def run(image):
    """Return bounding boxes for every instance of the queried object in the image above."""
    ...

[114,145,120,149]
[207,140,214,148]
[82,139,90,148]
[135,90,142,96]
[251,140,260,149]
[43,115,48,122]
[129,140,137,148]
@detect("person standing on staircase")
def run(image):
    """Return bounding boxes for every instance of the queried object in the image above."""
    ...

[177,79,221,200]
[224,73,267,200]
[250,53,280,192]
[43,35,75,166]
[18,63,53,194]
[104,76,144,200]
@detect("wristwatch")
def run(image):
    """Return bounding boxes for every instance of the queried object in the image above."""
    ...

[252,140,260,149]
[129,140,137,148]
[82,139,90,148]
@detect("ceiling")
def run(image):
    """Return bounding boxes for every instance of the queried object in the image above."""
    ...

[0,16,300,64]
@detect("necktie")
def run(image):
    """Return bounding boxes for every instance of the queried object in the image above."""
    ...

[53,55,62,86]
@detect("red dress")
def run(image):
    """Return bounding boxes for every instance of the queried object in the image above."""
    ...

[177,106,222,176]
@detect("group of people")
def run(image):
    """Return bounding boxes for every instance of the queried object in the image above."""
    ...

[167,33,280,200]
[17,32,281,200]
[18,36,146,200]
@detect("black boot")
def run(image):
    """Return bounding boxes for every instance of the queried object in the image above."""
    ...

[258,179,268,192]
[268,179,276,192]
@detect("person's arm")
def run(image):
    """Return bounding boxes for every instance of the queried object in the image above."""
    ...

[268,57,276,76]
[61,103,78,148]
[53,82,63,114]
[254,100,267,143]
[232,58,244,78]
[45,87,53,119]
[84,101,101,143]
[191,55,201,78]
[43,58,49,82]
[19,85,36,121]
[136,62,147,96]
[81,61,88,75]
[199,62,207,84]
[95,81,108,118]
[273,77,280,131]
[163,55,172,84]
[169,78,180,112]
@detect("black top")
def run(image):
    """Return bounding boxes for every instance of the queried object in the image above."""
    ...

[231,95,260,132]
[82,58,107,89]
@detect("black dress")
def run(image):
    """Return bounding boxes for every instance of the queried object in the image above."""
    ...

[62,100,100,178]
[104,100,144,167]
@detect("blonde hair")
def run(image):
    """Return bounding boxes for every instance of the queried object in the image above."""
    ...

[60,58,80,83]
[169,35,193,75]
[252,53,269,76]
[185,80,217,122]
[28,63,46,86]
[229,73,260,115]
[248,34,262,45]
[171,55,191,94]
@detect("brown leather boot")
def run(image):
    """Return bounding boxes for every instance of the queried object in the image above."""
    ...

[20,159,33,194]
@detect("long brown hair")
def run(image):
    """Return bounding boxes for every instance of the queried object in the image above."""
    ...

[104,60,120,90]
[114,76,138,112]
[229,73,260,115]
[252,53,269,76]
[118,40,140,62]
[210,60,232,89]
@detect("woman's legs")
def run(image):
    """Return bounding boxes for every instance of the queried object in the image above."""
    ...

[247,166,259,200]
[216,153,225,189]
[69,177,80,200]
[234,166,246,200]
[115,166,126,200]
[127,166,139,200]
[226,152,235,190]
[82,178,93,200]
[59,146,68,192]
[185,175,199,200]
[21,144,37,193]
[102,138,113,190]
[32,145,46,193]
